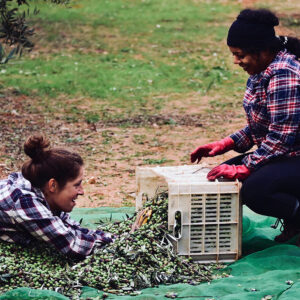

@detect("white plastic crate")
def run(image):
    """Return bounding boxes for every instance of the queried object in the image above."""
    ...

[136,164,242,263]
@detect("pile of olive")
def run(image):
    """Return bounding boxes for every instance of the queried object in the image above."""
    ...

[0,192,217,298]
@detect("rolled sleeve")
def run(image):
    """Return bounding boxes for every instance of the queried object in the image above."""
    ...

[230,125,254,153]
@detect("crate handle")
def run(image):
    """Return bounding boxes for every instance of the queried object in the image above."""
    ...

[173,210,182,239]
[214,178,240,183]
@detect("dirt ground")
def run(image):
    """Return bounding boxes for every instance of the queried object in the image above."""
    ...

[0,90,245,207]
[0,0,299,208]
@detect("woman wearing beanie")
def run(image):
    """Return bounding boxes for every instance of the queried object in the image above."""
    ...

[191,9,300,243]
[0,134,114,260]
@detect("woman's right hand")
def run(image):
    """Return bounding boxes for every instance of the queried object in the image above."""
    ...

[190,137,235,163]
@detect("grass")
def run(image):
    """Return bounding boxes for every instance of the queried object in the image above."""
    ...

[2,1,297,129]
[3,0,297,123]
[0,0,247,121]
[143,158,172,165]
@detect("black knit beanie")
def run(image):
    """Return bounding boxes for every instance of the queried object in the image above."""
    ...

[227,10,279,49]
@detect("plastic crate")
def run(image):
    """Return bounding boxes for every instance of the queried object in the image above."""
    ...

[136,164,242,263]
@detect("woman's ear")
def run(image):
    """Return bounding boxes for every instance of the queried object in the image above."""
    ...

[48,178,58,193]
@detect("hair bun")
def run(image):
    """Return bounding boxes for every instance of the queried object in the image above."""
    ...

[238,9,279,27]
[24,134,50,162]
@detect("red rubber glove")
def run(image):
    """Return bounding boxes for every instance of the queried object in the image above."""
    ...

[207,164,251,181]
[190,137,235,163]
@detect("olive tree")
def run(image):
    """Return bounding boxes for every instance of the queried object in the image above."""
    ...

[0,0,70,63]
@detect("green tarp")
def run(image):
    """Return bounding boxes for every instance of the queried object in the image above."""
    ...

[1,206,300,300]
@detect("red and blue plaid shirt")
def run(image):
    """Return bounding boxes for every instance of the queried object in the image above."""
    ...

[230,50,300,170]
[0,172,113,260]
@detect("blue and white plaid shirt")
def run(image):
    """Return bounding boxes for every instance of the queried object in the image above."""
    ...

[0,172,113,260]
[230,50,300,169]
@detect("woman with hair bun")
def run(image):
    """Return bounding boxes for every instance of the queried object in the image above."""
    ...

[0,134,113,260]
[191,9,300,243]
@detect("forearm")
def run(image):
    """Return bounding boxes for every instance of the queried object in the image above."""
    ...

[18,211,113,259]
[59,228,113,259]
[62,212,113,243]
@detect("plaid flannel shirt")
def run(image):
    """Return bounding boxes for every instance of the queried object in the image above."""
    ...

[230,50,300,170]
[0,172,113,260]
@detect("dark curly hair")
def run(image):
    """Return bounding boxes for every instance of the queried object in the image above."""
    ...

[238,8,279,26]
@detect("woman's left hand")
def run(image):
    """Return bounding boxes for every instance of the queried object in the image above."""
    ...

[207,164,251,181]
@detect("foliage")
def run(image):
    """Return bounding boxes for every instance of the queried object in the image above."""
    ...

[0,0,70,63]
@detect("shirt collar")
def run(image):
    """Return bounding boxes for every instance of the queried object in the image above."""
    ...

[249,50,287,84]
[248,50,286,84]
[11,172,62,216]
[32,186,51,209]
[13,172,51,210]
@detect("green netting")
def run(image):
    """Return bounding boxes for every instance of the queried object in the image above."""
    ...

[2,206,300,300]
[70,207,136,229]
[0,287,69,299]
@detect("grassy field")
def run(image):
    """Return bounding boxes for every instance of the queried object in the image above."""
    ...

[0,0,299,206]
[1,0,245,119]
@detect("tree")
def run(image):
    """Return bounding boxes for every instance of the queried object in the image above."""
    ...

[0,0,70,63]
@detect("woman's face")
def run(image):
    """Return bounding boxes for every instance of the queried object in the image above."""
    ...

[229,46,273,75]
[46,166,84,213]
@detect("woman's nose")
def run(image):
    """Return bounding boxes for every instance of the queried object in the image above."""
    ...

[78,185,84,195]
[233,55,240,64]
